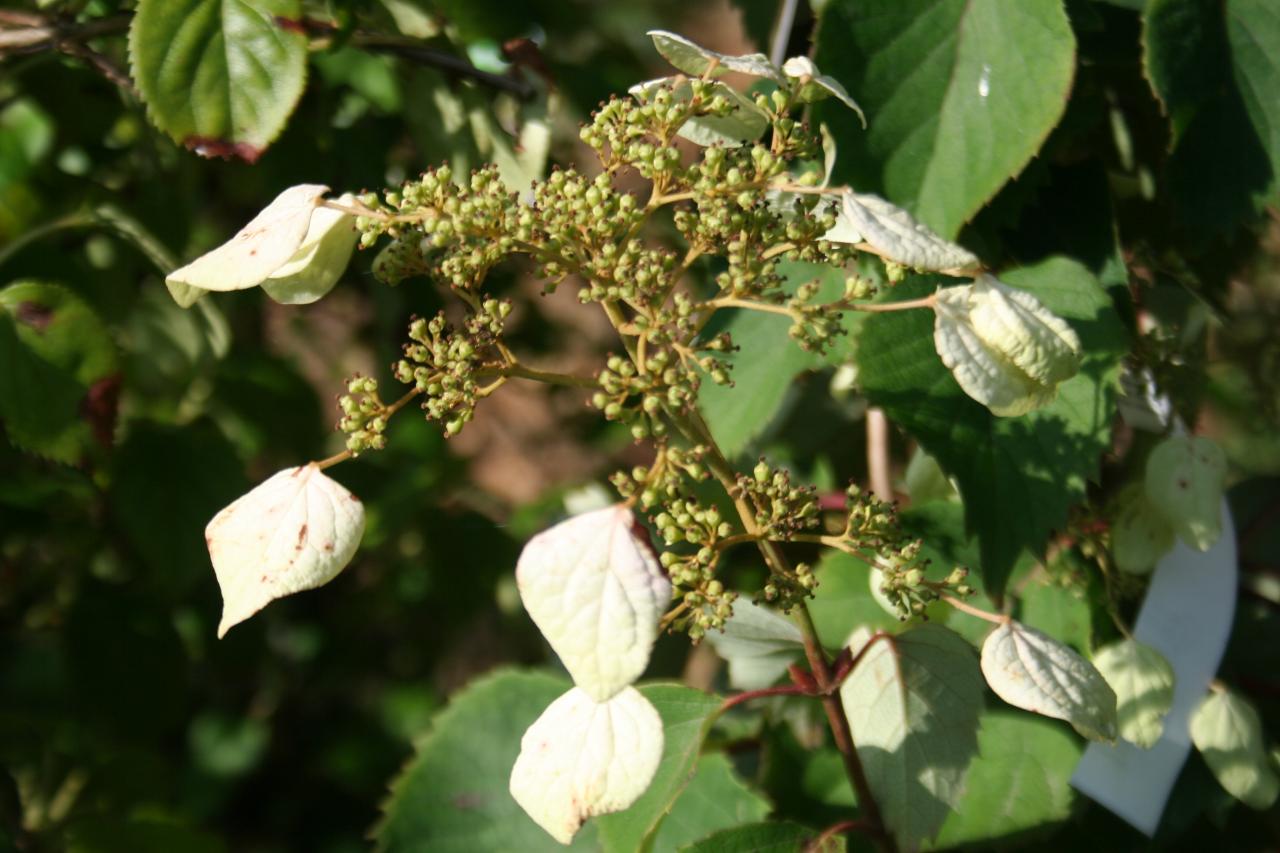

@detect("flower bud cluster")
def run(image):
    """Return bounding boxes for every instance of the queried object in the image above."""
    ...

[871,548,972,620]
[611,447,738,639]
[740,460,822,541]
[592,350,698,441]
[578,85,699,180]
[835,485,973,620]
[393,299,511,437]
[520,169,655,297]
[760,561,817,609]
[364,165,519,290]
[337,375,388,453]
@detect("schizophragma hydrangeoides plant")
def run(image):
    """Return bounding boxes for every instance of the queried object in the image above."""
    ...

[176,28,1266,850]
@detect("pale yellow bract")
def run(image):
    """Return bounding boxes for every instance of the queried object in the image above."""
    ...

[934,275,1081,417]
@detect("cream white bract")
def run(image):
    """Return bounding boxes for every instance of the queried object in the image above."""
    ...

[511,506,671,843]
[1190,688,1279,810]
[205,465,365,637]
[515,505,671,701]
[823,191,979,273]
[981,620,1117,742]
[509,686,663,844]
[1093,639,1175,748]
[167,184,357,307]
[1144,435,1227,551]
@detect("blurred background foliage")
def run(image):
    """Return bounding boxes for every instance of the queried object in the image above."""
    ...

[1,0,1278,850]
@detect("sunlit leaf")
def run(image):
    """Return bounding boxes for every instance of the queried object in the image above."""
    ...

[129,0,309,160]
[981,620,1117,742]
[515,506,671,700]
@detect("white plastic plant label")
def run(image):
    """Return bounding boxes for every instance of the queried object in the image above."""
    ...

[1071,500,1238,835]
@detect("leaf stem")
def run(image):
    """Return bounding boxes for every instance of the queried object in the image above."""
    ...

[940,593,1008,625]
[718,684,808,713]
[313,387,423,471]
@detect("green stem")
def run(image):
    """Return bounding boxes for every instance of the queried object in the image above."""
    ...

[499,363,596,388]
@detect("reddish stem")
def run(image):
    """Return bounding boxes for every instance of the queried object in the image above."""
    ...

[718,684,808,713]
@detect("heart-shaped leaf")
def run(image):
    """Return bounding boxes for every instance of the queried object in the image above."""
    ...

[981,620,1117,742]
[129,0,309,161]
[206,464,365,637]
[516,506,671,700]
[510,686,664,844]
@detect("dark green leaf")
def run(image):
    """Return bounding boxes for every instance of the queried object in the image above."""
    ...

[927,712,1082,848]
[376,669,598,852]
[64,819,225,853]
[0,281,118,462]
[857,257,1126,596]
[680,821,845,852]
[109,419,247,598]
[129,0,309,159]
[1143,0,1280,234]
[815,0,1077,238]
[378,672,721,853]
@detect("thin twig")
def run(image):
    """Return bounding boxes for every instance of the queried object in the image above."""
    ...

[500,363,597,389]
[348,32,535,100]
[806,819,877,852]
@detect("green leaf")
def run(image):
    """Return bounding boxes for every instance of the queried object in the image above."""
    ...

[857,257,1126,595]
[596,684,723,852]
[1093,639,1175,749]
[680,821,845,853]
[1189,687,1280,810]
[814,0,1077,238]
[1017,575,1093,653]
[648,752,771,851]
[704,598,804,689]
[1143,0,1280,233]
[698,262,844,459]
[128,0,308,160]
[839,623,984,850]
[0,281,118,463]
[376,669,598,852]
[927,711,1083,848]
